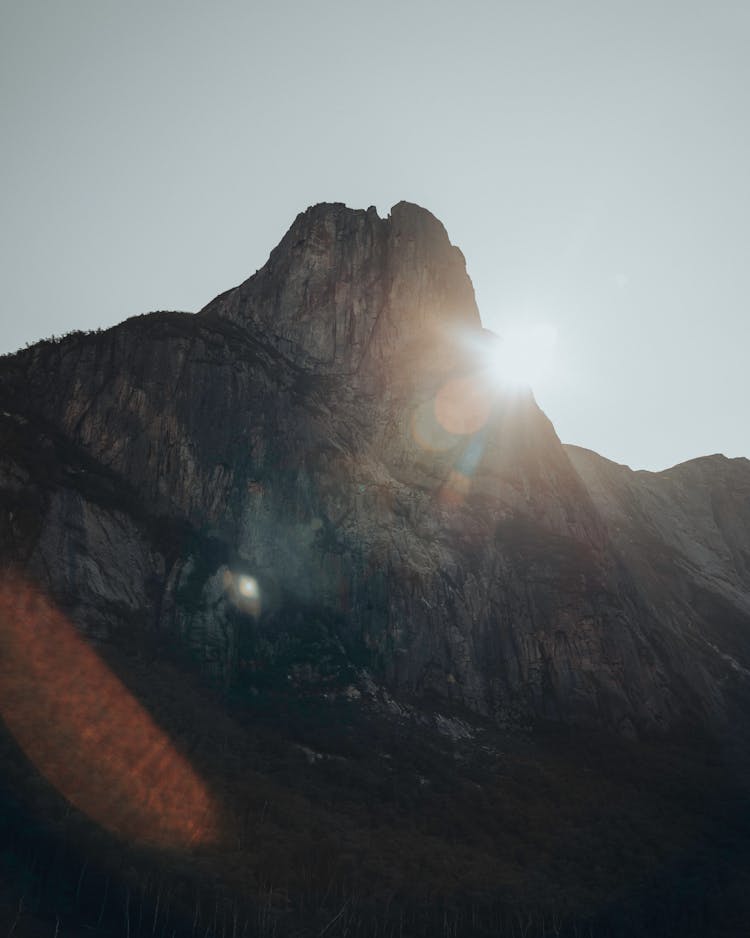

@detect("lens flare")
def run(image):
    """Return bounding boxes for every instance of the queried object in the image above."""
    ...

[238,575,260,600]
[225,570,262,616]
[0,573,218,849]
[433,375,493,436]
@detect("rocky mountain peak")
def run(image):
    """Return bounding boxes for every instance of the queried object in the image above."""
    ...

[199,201,480,378]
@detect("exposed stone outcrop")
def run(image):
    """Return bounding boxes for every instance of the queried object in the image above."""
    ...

[199,202,480,382]
[1,202,748,736]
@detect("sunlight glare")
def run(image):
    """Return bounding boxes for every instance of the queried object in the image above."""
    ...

[479,324,558,390]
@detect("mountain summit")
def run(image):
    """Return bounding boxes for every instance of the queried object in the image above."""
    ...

[200,202,481,377]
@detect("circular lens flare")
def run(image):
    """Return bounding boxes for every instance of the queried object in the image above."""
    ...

[238,575,260,600]
[224,571,262,616]
[434,375,492,436]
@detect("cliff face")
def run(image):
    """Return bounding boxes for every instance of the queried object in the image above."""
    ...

[1,201,748,736]
[200,201,481,381]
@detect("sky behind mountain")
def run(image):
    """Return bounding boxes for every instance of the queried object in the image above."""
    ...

[2,0,748,470]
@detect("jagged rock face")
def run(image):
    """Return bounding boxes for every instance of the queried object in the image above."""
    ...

[199,202,481,382]
[1,202,749,736]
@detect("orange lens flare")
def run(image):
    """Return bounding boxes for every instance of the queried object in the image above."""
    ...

[433,376,491,437]
[0,573,218,849]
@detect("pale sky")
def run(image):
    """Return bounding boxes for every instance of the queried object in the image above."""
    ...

[2,1,749,471]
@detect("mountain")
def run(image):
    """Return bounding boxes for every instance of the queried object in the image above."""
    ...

[3,201,749,734]
[1,202,750,937]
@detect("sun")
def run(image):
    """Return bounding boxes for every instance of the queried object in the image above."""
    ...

[477,324,558,390]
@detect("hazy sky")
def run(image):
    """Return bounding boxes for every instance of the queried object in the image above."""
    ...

[2,1,748,470]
